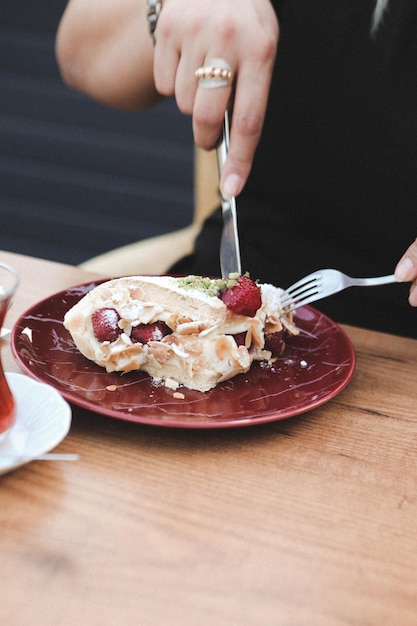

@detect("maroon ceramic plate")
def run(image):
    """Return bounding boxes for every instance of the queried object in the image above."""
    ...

[11,281,355,429]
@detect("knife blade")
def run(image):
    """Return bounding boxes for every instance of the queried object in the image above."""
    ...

[216,111,242,278]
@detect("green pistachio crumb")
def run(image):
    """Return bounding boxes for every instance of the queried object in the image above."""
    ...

[177,275,224,296]
[176,272,254,297]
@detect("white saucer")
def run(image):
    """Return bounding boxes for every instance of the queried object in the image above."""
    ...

[0,373,72,476]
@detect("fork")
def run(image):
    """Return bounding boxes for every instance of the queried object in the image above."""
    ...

[280,269,398,313]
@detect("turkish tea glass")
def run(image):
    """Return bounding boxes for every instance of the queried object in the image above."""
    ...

[0,262,19,440]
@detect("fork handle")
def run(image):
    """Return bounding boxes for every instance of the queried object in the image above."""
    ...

[353,274,397,287]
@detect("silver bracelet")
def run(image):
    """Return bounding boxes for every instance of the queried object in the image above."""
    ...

[147,0,162,44]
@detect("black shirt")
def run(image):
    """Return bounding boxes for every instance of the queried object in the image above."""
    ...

[172,0,417,337]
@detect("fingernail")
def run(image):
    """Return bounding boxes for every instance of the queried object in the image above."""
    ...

[222,174,242,199]
[395,257,414,282]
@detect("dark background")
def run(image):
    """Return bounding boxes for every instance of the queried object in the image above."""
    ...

[0,1,194,264]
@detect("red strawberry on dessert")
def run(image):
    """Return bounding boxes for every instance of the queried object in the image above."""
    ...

[220,275,262,317]
[264,330,285,356]
[92,307,122,342]
[131,321,172,344]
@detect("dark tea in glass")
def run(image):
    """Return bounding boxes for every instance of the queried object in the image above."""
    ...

[0,263,19,439]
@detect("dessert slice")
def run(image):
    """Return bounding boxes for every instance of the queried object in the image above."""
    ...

[64,274,298,392]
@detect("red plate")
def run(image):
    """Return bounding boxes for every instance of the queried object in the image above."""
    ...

[11,281,355,428]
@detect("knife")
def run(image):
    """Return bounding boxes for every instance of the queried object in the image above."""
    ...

[216,111,242,278]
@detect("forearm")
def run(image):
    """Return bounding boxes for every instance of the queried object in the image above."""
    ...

[55,0,161,110]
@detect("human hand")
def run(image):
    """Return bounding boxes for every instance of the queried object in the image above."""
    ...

[395,238,417,306]
[153,0,279,198]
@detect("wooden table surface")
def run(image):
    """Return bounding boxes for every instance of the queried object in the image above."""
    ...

[1,250,417,626]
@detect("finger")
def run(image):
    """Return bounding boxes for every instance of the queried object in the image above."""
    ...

[394,237,417,282]
[152,7,182,96]
[220,56,275,198]
[173,46,208,115]
[192,58,235,148]
[153,42,179,96]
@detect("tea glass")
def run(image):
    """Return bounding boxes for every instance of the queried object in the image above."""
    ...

[0,262,19,441]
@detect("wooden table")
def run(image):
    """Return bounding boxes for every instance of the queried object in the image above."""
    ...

[1,249,417,626]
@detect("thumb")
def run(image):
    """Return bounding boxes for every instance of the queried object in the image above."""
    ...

[394,238,417,282]
[395,238,417,307]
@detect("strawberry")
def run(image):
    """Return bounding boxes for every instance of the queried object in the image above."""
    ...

[264,331,285,356]
[131,321,172,344]
[220,275,262,317]
[233,332,247,347]
[91,308,122,342]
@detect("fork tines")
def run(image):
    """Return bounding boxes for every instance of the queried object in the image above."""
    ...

[279,275,321,310]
